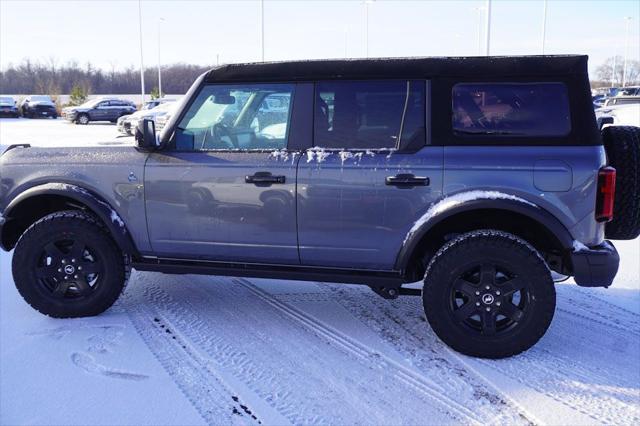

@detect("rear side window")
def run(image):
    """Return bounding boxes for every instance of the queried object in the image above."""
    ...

[315,80,425,149]
[452,83,571,137]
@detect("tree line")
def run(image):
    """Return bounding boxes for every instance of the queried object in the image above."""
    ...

[1,57,639,96]
[0,59,212,95]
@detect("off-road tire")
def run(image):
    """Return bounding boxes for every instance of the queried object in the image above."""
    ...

[12,210,130,318]
[423,230,556,359]
[602,126,640,240]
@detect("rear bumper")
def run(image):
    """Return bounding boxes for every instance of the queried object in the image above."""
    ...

[571,240,619,287]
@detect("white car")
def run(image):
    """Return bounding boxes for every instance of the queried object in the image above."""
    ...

[117,101,178,136]
[595,103,640,129]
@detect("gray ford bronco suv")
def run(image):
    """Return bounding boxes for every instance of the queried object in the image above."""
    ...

[1,56,638,358]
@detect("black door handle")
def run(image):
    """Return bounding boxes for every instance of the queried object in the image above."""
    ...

[245,171,286,186]
[385,173,429,188]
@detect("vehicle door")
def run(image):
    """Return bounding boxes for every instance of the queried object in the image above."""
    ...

[92,101,111,121]
[144,82,302,264]
[297,80,443,270]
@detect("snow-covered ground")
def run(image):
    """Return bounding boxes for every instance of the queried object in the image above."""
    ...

[0,118,638,425]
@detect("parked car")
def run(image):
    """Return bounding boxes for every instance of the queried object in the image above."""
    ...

[117,101,178,136]
[0,96,19,118]
[141,97,176,111]
[615,86,640,97]
[1,56,638,359]
[596,103,640,128]
[19,95,57,118]
[603,96,640,107]
[62,98,136,125]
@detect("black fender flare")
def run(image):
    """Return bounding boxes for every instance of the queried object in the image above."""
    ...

[1,182,138,255]
[395,196,575,272]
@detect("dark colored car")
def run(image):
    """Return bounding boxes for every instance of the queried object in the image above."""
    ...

[0,96,19,117]
[1,56,639,359]
[20,95,57,118]
[62,98,136,125]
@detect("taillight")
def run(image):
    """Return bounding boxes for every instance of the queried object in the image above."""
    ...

[596,166,616,222]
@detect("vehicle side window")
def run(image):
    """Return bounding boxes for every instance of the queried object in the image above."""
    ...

[314,80,425,150]
[452,82,571,137]
[174,83,295,151]
[97,101,109,108]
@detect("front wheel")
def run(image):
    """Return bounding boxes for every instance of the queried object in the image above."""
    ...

[76,114,89,125]
[422,230,555,358]
[12,210,129,318]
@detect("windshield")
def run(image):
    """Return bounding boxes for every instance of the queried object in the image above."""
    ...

[78,99,101,108]
[31,95,52,102]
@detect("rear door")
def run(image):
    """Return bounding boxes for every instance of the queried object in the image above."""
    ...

[144,82,302,264]
[297,80,443,270]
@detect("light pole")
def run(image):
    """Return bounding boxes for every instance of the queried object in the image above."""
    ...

[612,55,618,88]
[157,17,164,98]
[541,0,548,54]
[484,0,492,56]
[260,0,265,61]
[138,0,146,105]
[363,0,374,58]
[622,16,632,87]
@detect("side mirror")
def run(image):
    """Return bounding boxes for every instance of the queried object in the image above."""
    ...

[135,119,157,150]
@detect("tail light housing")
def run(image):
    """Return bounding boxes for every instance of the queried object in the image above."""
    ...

[596,166,616,222]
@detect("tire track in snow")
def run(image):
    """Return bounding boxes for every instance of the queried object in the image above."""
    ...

[139,274,465,425]
[322,283,639,425]
[235,278,529,426]
[125,289,268,426]
[305,283,535,426]
[556,287,640,338]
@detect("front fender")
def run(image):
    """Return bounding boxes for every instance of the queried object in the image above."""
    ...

[1,182,138,255]
[395,191,575,271]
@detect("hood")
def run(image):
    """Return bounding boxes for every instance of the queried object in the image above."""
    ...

[0,145,148,211]
[29,101,55,107]
[63,106,89,112]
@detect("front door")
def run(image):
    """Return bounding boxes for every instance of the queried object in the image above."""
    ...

[297,80,443,270]
[144,83,300,264]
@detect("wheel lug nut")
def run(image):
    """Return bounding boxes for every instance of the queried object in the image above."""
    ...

[57,268,62,272]
[78,266,82,271]
[64,276,68,280]
[71,259,76,263]
[74,275,78,279]
[485,307,491,312]
[475,291,480,296]
[496,302,501,306]
[475,302,480,306]
[61,259,66,264]
[496,290,501,295]
[485,285,490,290]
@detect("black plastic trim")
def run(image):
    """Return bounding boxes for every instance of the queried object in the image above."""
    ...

[0,183,138,255]
[133,257,405,289]
[395,197,575,271]
[571,241,619,287]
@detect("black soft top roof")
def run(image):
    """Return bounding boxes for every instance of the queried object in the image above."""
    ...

[204,55,589,83]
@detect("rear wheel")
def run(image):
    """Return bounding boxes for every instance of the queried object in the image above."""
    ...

[12,210,129,318]
[423,230,555,359]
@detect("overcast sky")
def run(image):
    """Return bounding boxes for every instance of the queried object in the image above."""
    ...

[1,0,638,75]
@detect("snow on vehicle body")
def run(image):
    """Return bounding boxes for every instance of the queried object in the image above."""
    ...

[1,55,639,358]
